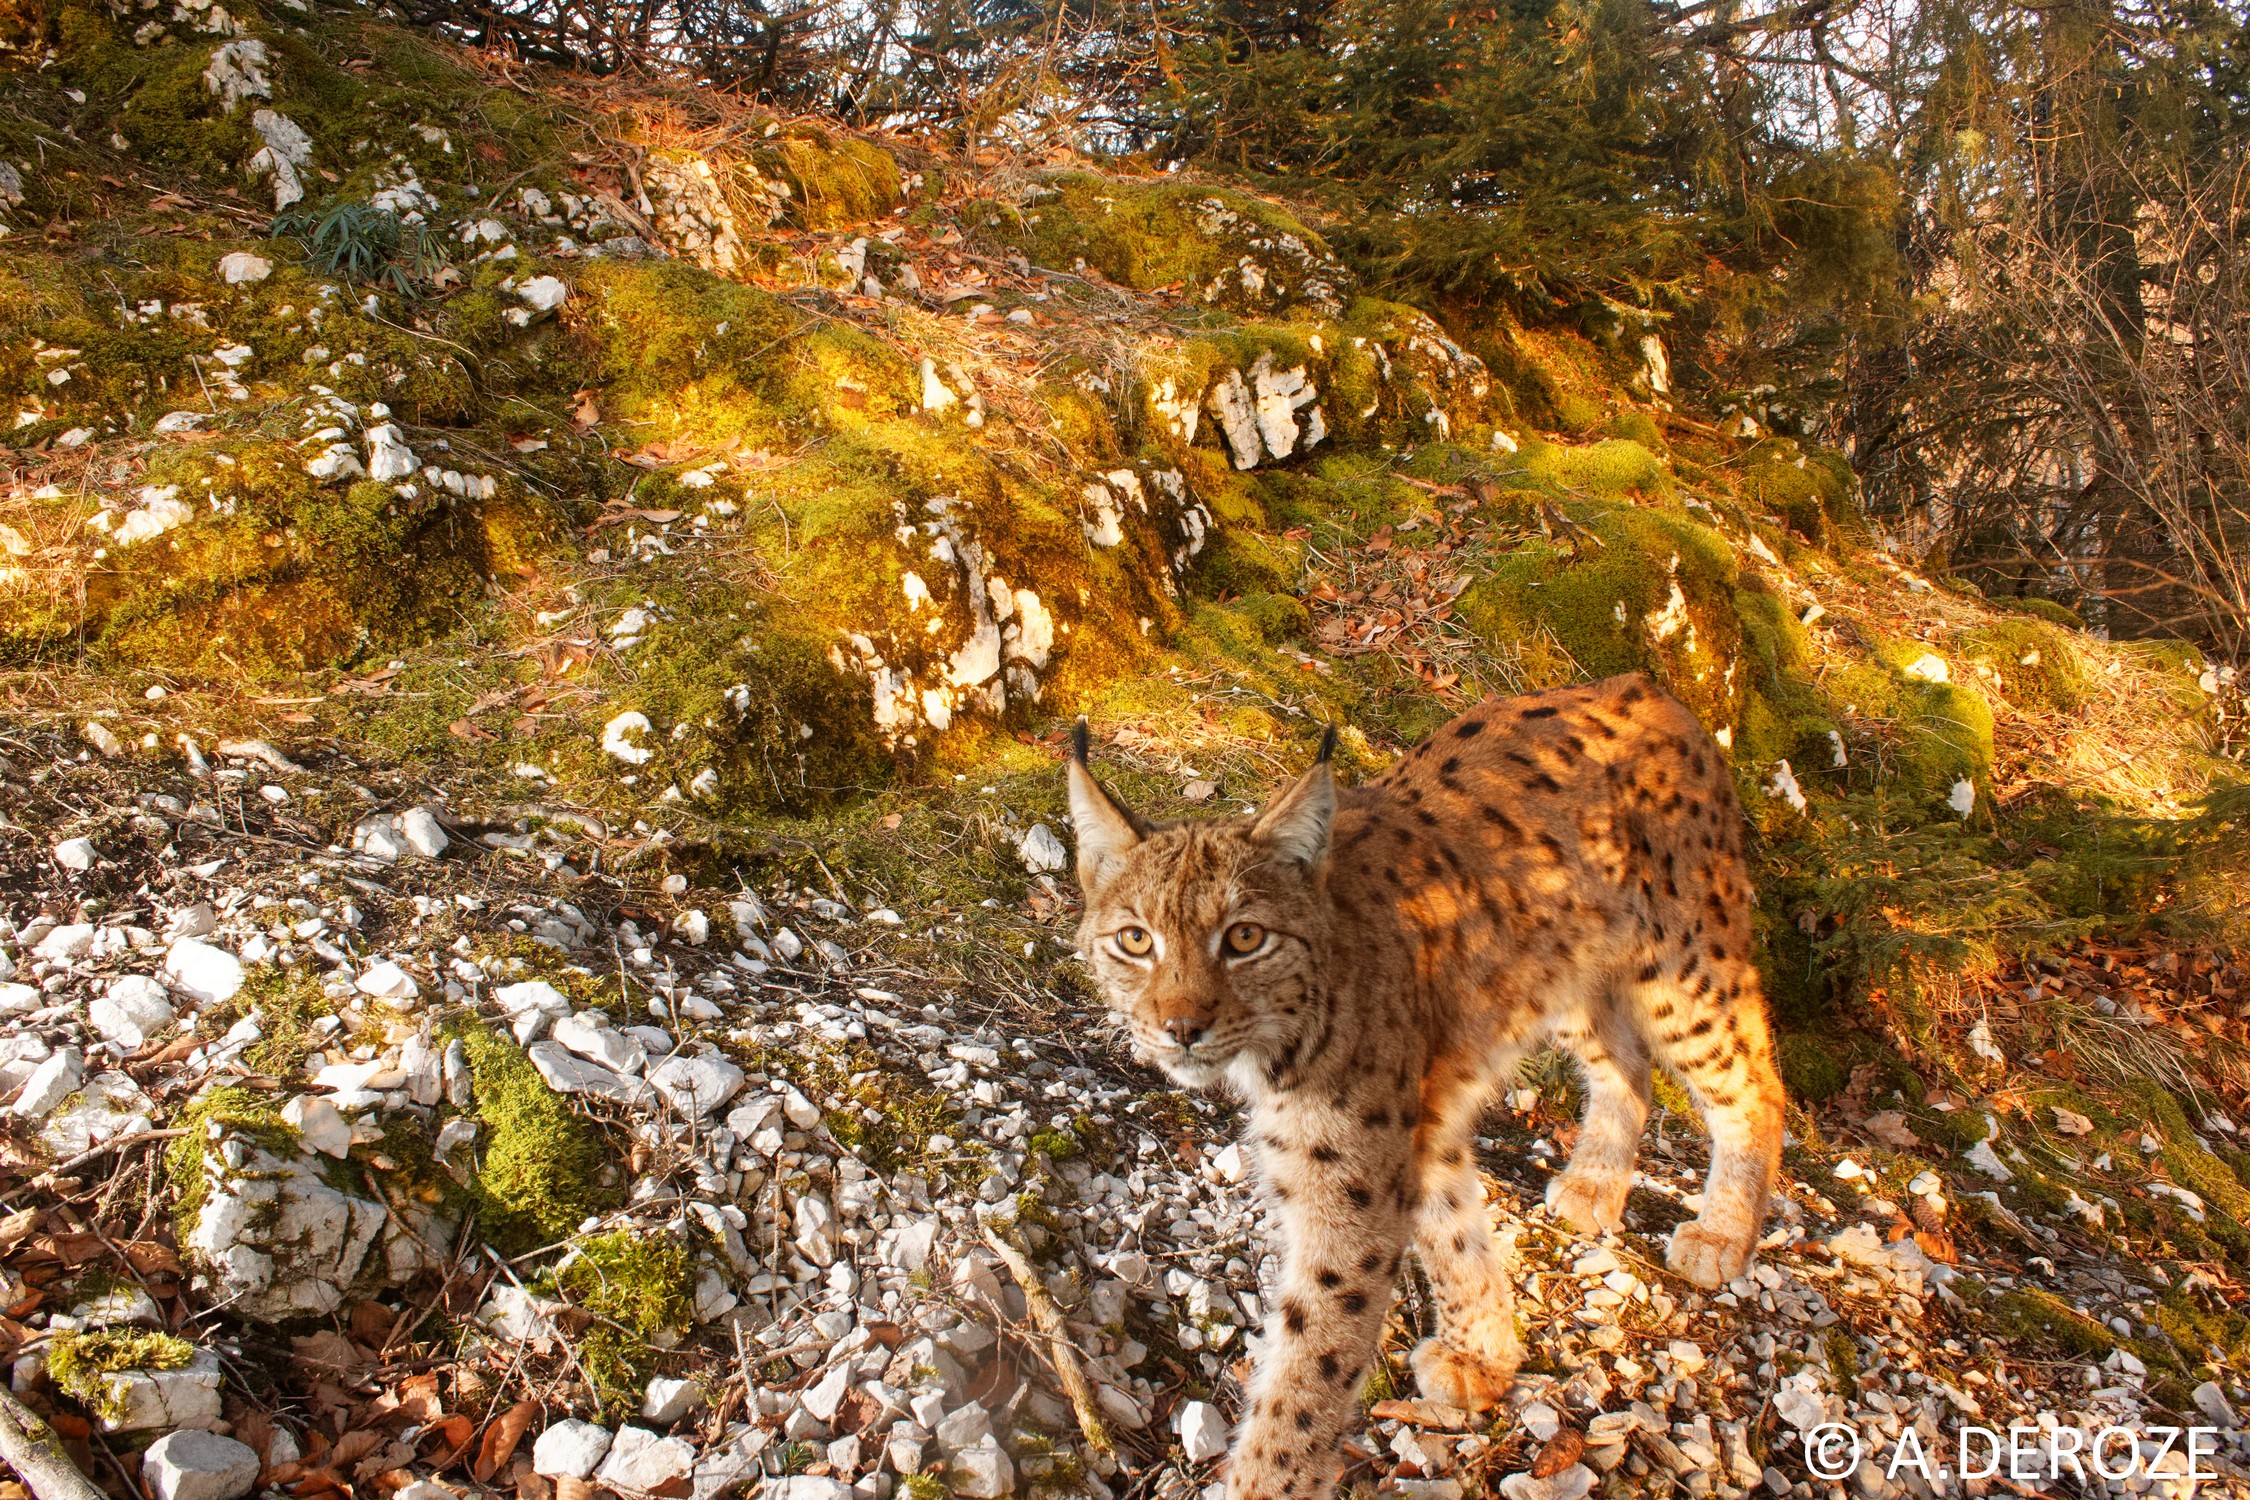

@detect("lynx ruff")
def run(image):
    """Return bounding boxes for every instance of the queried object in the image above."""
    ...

[1067,674,1787,1500]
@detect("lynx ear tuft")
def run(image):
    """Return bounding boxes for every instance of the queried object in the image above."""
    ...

[1253,755,1335,871]
[1065,729,1145,891]
[1316,724,1339,764]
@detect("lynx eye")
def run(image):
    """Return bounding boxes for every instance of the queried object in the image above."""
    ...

[1114,926,1155,956]
[1224,922,1267,955]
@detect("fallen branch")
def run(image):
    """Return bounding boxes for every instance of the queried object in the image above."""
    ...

[0,1385,108,1500]
[32,1127,189,1189]
[979,1220,1118,1477]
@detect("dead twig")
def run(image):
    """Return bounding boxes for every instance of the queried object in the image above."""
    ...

[979,1219,1118,1477]
[31,1127,189,1189]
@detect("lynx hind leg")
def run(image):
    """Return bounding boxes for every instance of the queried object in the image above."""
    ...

[1410,1133,1523,1412]
[1543,1014,1653,1237]
[1635,961,1786,1288]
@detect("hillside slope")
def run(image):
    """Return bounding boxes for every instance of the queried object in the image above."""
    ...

[3,6,2250,1500]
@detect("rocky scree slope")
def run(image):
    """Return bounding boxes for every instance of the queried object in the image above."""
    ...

[2,5,2250,1500]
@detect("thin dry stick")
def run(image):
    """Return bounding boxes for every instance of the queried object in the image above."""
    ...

[0,1386,108,1500]
[979,1221,1118,1477]
[31,1128,189,1190]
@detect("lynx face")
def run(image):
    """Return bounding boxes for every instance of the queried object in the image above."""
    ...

[1067,732,1337,1089]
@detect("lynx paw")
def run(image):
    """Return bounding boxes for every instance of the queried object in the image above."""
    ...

[1665,1219,1754,1288]
[1544,1167,1631,1235]
[1410,1335,1521,1413]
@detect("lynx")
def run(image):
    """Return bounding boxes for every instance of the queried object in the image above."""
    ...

[1066,674,1786,1500]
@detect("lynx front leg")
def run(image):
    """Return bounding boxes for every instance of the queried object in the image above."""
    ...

[1228,1125,1417,1500]
[1409,1130,1522,1412]
[1545,1018,1652,1236]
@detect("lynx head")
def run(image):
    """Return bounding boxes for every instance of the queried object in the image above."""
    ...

[1066,722,1337,1089]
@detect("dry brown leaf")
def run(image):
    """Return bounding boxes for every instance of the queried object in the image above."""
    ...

[1860,1111,1920,1149]
[348,1302,391,1345]
[329,1430,386,1469]
[474,1402,540,1482]
[291,1330,364,1371]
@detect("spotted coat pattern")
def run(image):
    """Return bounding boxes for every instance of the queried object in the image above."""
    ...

[1066,674,1787,1500]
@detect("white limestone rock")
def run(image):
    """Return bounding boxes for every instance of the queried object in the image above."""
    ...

[40,1070,152,1158]
[645,1050,744,1119]
[281,1095,352,1159]
[1177,1400,1228,1463]
[532,1420,613,1478]
[182,1133,439,1320]
[398,805,449,858]
[641,1376,705,1425]
[10,1048,84,1118]
[524,1042,651,1106]
[165,938,243,1005]
[218,252,272,284]
[89,1348,225,1433]
[595,1427,695,1494]
[142,1428,260,1500]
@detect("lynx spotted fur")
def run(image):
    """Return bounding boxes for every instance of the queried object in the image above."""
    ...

[1067,674,1787,1500]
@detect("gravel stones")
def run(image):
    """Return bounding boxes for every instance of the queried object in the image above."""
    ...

[9,1048,84,1117]
[646,1049,744,1118]
[947,1441,1015,1497]
[164,938,244,1005]
[217,251,272,284]
[525,1041,653,1105]
[1018,823,1067,873]
[532,1420,613,1478]
[594,1426,695,1493]
[398,806,449,858]
[281,1095,353,1158]
[642,1376,706,1425]
[91,974,175,1046]
[1177,1400,1228,1462]
[142,1431,262,1500]
[553,1012,648,1074]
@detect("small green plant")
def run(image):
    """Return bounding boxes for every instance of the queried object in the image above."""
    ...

[272,202,448,294]
[547,1229,694,1414]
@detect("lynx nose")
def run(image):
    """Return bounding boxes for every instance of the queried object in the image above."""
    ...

[1163,1015,1210,1048]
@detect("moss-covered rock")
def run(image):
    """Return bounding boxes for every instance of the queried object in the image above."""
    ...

[980,171,1351,317]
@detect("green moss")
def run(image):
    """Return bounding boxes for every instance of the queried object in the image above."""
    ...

[1519,437,1671,499]
[1231,591,1312,643]
[47,1330,196,1424]
[1988,1287,2117,1361]
[1995,596,2085,629]
[1776,1032,1852,1103]
[1744,445,1859,544]
[457,1026,620,1253]
[550,1229,695,1414]
[1455,498,1740,731]
[232,965,337,1080]
[1602,410,1668,453]
[166,1086,300,1227]
[981,172,1347,316]
[770,132,901,227]
[1960,620,2088,712]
